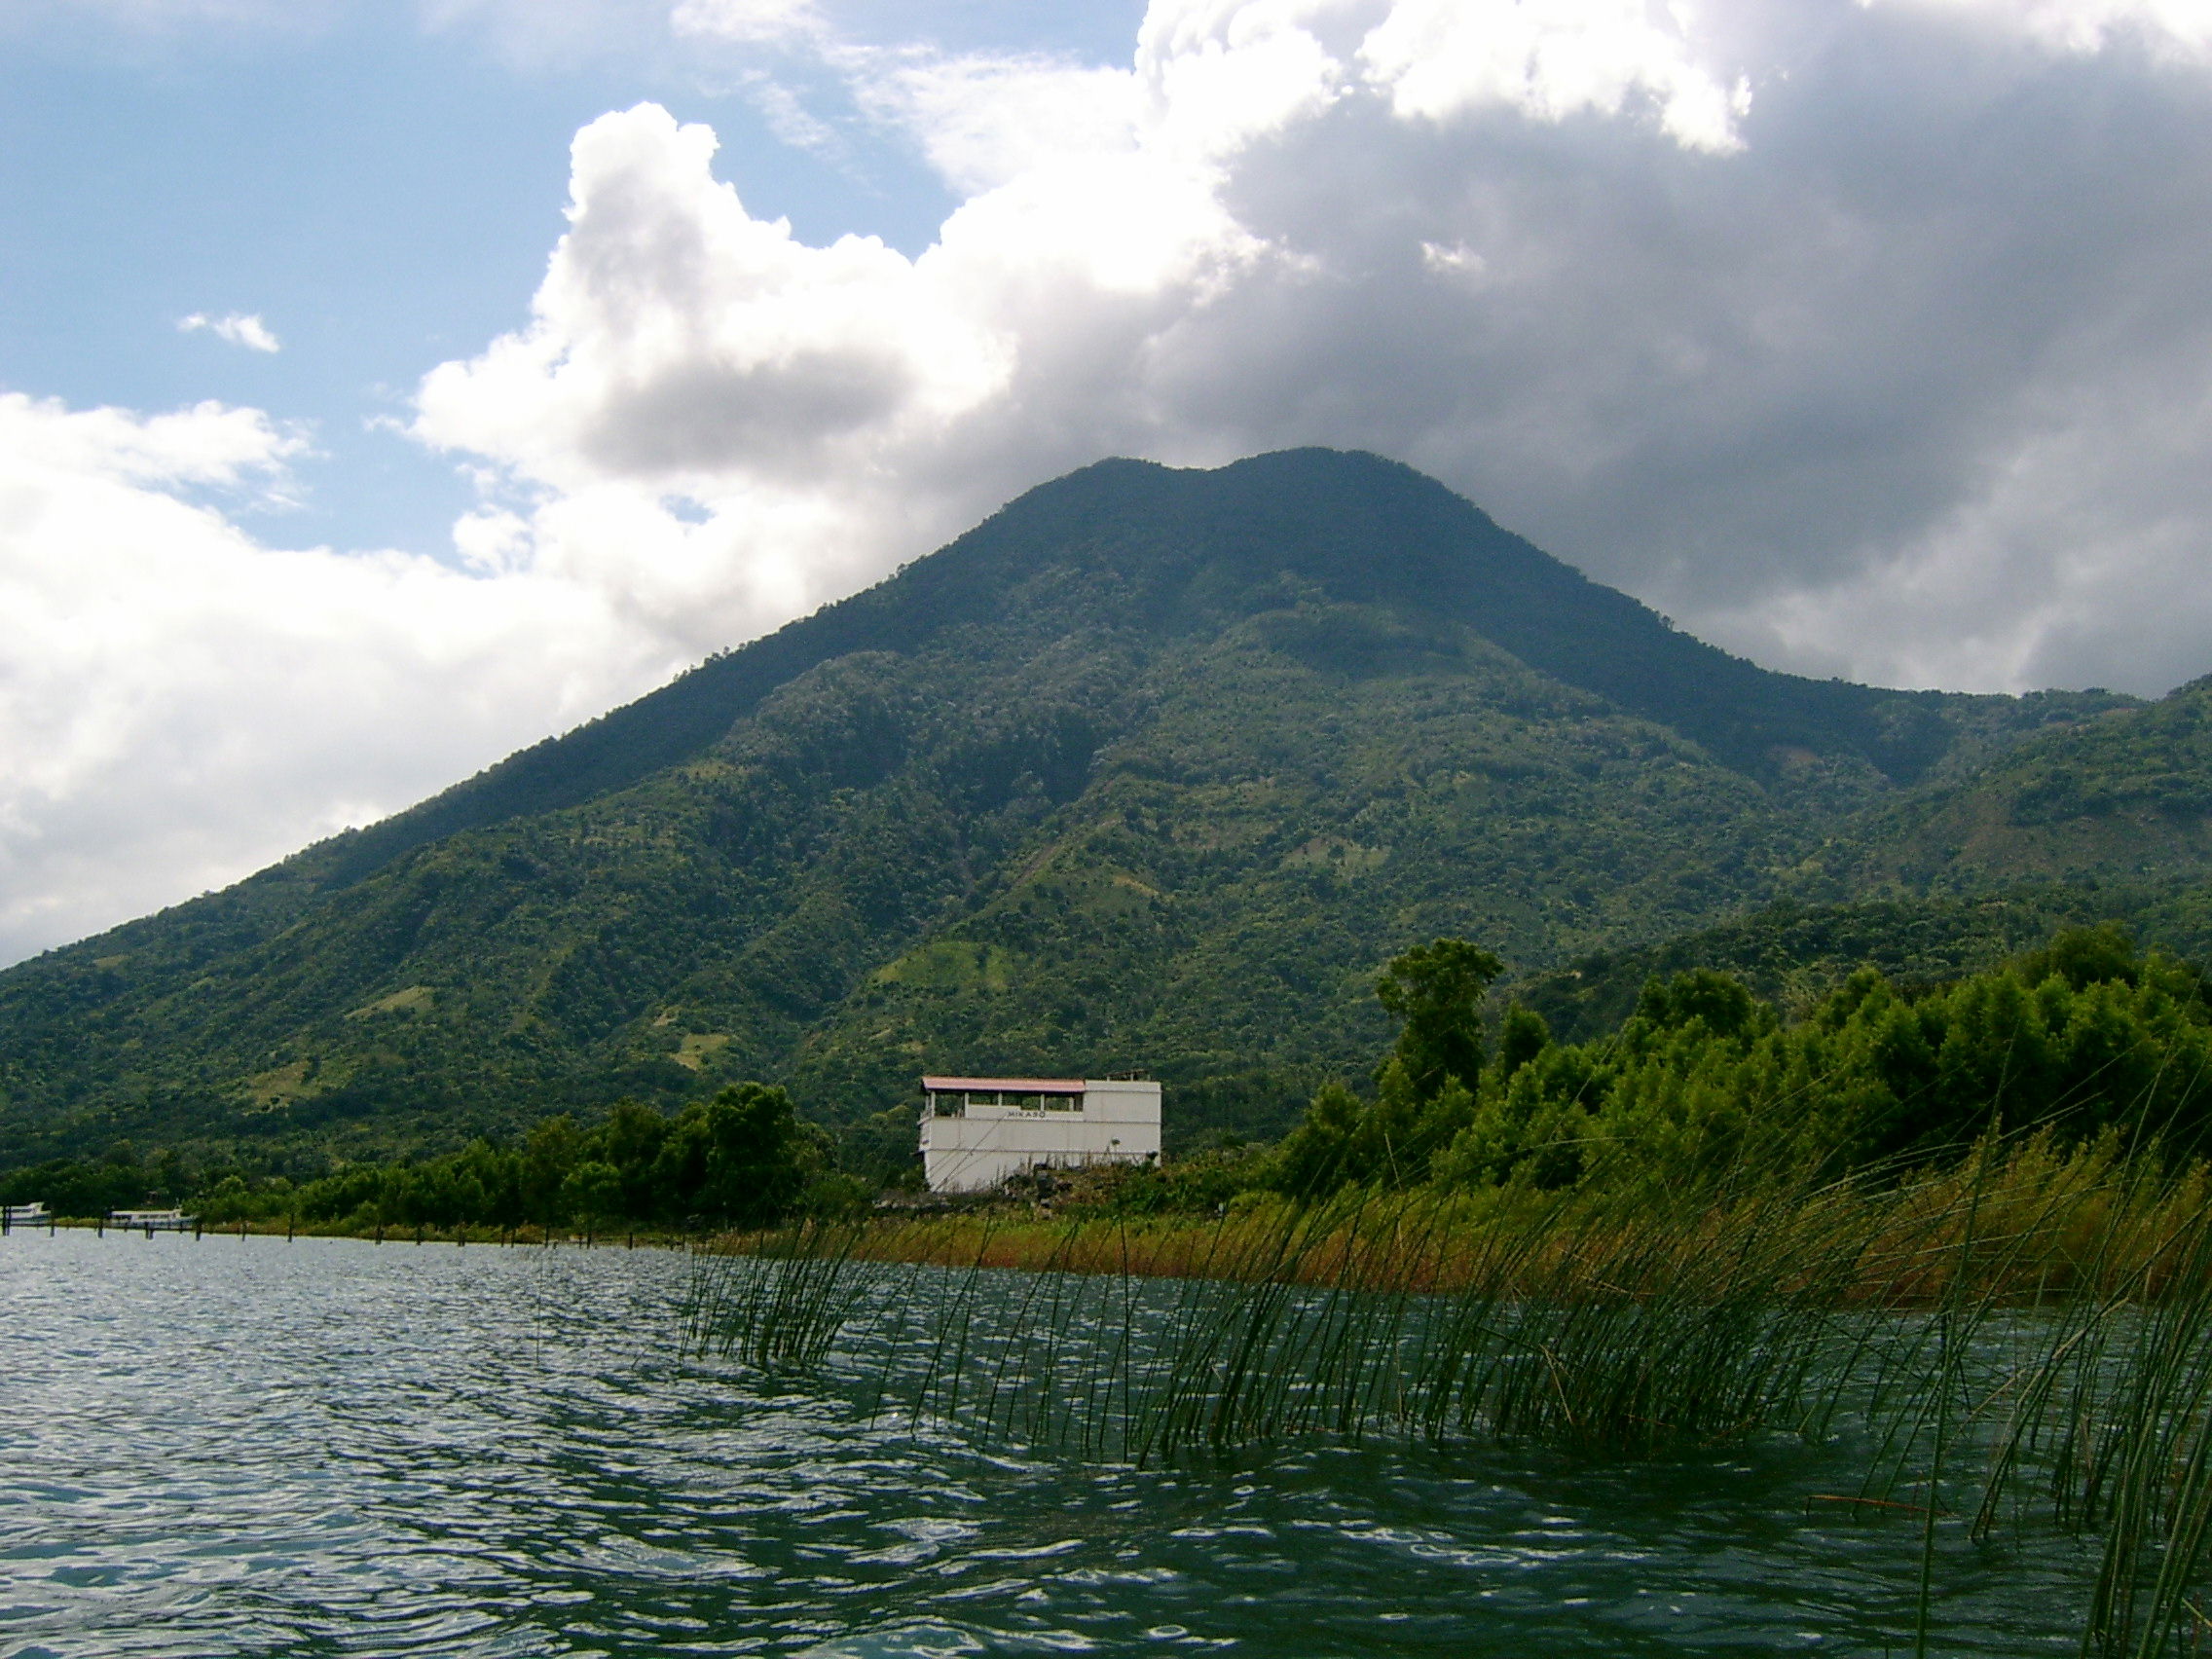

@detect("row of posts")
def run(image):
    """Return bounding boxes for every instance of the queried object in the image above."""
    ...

[3,1207,670,1249]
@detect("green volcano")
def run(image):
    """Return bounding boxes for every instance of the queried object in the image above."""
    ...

[7,447,2196,1165]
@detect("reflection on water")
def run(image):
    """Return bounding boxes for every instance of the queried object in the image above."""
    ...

[0,1229,2093,1656]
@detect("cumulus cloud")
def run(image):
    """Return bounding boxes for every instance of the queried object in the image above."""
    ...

[418,0,2212,705]
[409,90,1276,645]
[0,391,680,965]
[179,312,281,352]
[1357,0,1751,152]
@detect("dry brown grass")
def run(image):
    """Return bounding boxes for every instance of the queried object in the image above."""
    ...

[820,1133,2212,1310]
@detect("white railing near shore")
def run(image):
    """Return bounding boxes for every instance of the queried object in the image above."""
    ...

[109,1208,196,1234]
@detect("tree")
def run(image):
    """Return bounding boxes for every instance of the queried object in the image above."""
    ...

[1493,1005,1552,1084]
[1272,1081,1368,1198]
[602,1098,672,1217]
[693,1082,813,1227]
[1630,969,1764,1045]
[1270,938,1508,1200]
[561,1161,624,1229]
[1376,938,1504,1099]
[522,1115,583,1225]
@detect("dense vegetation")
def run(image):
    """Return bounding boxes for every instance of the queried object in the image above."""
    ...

[16,916,2212,1255]
[1272,926,2212,1202]
[0,448,2197,1179]
[0,1084,853,1232]
[1514,885,2212,1041]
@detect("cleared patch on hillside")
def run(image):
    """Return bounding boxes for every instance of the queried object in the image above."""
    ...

[346,985,434,1020]
[871,940,1017,994]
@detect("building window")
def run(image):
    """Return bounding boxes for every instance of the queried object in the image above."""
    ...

[931,1092,965,1117]
[1044,1094,1082,1112]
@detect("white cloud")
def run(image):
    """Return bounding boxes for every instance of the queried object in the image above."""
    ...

[850,51,1142,196]
[1869,0,2212,62]
[409,0,2212,712]
[1419,240,1487,279]
[409,95,1269,641]
[670,0,823,48]
[0,391,679,966]
[179,311,282,352]
[1358,0,1751,153]
[1131,1,1348,160]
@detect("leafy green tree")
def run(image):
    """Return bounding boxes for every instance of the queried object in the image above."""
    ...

[1492,1005,1552,1084]
[602,1098,673,1216]
[703,1084,813,1225]
[650,1108,713,1219]
[522,1115,583,1225]
[1376,939,1504,1099]
[1429,930,2212,1196]
[1627,969,1769,1047]
[2014,921,2147,993]
[1273,938,1505,1198]
[561,1161,624,1228]
[1272,1081,1369,1198]
[651,1082,816,1227]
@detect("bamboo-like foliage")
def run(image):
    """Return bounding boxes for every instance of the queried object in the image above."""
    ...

[682,1138,2212,1655]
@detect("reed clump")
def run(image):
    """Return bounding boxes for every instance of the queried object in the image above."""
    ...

[682,1218,884,1373]
[684,1135,2212,1654]
[830,1132,2206,1309]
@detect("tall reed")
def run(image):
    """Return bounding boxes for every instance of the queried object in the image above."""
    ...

[683,1135,2212,1654]
[681,1218,881,1373]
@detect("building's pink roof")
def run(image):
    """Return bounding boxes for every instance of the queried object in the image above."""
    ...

[923,1075,1086,1093]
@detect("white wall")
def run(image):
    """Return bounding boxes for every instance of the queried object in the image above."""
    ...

[919,1080,1162,1193]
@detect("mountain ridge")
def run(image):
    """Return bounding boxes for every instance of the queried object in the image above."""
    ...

[0,448,2178,1169]
[242,448,2107,907]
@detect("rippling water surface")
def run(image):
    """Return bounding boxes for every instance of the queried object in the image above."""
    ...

[1,1229,2096,1656]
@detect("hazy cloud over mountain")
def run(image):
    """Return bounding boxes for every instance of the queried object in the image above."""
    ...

[4,0,2211,963]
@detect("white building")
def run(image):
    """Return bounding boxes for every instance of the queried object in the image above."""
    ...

[918,1074,1162,1193]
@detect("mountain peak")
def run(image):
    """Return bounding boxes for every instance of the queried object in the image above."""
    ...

[0,448,2157,1167]
[246,449,2091,902]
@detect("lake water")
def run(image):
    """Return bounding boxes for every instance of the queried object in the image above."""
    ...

[1,1228,2098,1656]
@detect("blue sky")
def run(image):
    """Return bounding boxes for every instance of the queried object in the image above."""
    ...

[3,0,2211,965]
[0,2,1137,555]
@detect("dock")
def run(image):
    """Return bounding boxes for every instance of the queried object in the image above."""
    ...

[107,1208,197,1235]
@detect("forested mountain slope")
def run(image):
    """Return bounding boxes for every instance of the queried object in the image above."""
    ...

[1828,677,2212,892]
[0,450,2159,1165]
[1517,886,2212,1045]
